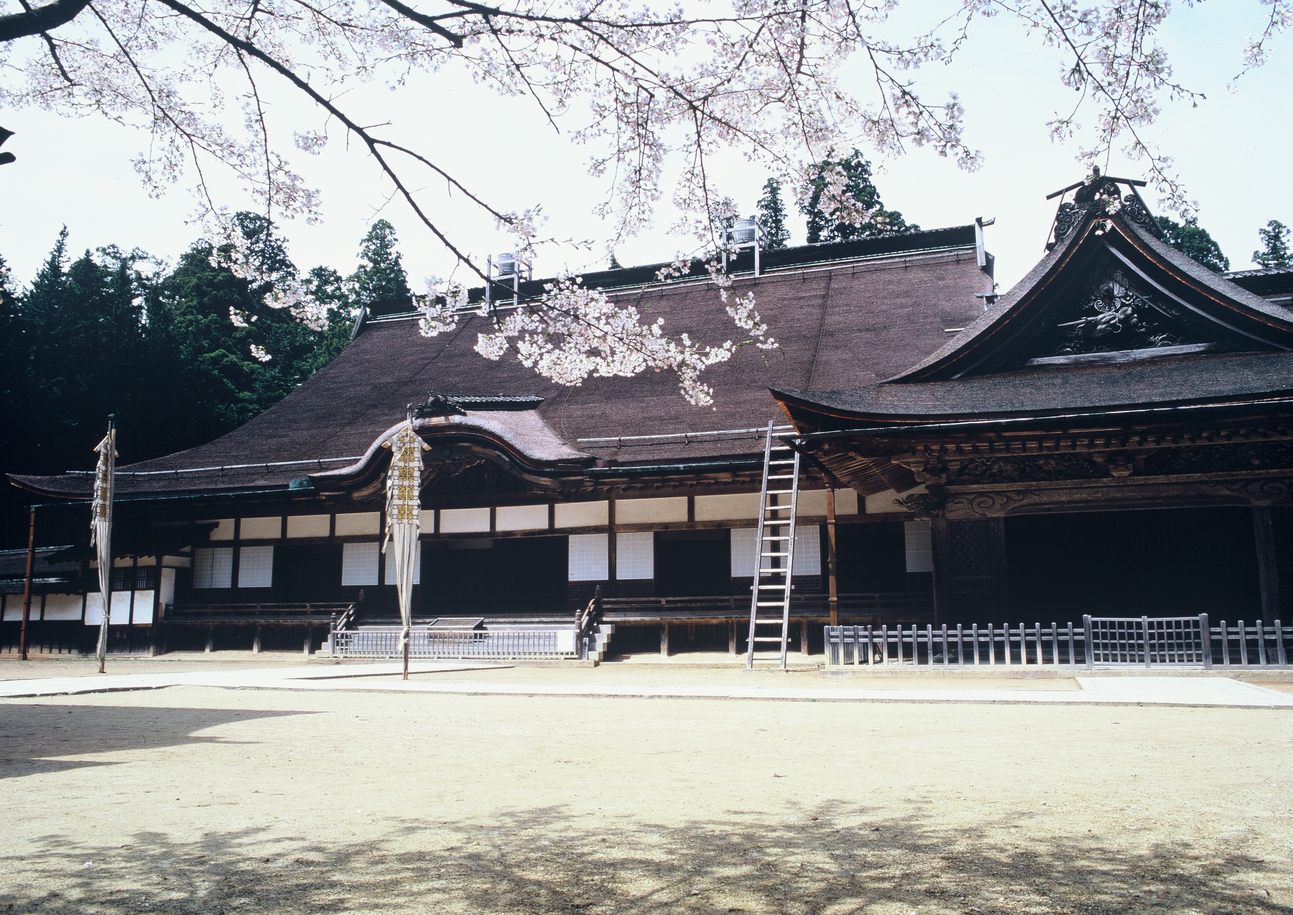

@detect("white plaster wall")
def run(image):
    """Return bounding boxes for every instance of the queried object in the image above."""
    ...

[616,496,687,525]
[286,514,330,538]
[496,504,549,531]
[335,512,381,536]
[694,493,760,522]
[440,508,491,534]
[554,501,608,528]
[85,591,131,625]
[43,593,85,622]
[240,516,282,540]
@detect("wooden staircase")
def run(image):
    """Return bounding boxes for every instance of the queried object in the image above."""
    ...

[745,421,801,670]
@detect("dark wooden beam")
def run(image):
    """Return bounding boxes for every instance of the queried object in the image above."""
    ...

[1253,506,1281,625]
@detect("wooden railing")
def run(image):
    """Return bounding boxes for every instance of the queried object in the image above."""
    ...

[330,627,577,660]
[827,621,1086,667]
[330,603,357,633]
[575,586,603,660]
[826,615,1293,669]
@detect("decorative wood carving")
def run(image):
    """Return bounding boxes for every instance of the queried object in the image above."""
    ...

[951,454,1107,485]
[1054,270,1187,356]
[1053,184,1160,246]
[895,491,944,518]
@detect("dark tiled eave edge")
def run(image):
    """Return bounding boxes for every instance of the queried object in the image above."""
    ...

[778,392,1293,442]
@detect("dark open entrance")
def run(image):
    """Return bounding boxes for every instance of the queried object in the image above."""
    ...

[272,543,342,602]
[1006,507,1260,621]
[837,522,909,592]
[423,536,568,616]
[654,530,730,597]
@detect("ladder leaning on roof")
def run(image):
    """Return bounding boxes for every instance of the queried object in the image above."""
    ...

[746,421,801,670]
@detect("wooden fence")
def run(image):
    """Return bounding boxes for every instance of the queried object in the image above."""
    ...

[329,627,577,660]
[826,615,1293,669]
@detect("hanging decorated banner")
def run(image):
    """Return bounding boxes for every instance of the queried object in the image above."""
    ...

[382,415,427,680]
[91,418,116,674]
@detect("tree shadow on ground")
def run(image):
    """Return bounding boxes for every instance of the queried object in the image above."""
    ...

[0,704,309,780]
[2,803,1288,914]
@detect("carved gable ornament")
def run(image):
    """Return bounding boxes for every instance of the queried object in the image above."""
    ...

[1041,268,1200,360]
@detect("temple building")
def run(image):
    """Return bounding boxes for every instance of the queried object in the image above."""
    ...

[776,176,1293,628]
[6,174,1292,658]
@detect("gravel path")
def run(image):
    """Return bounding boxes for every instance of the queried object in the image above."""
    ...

[2,683,1290,913]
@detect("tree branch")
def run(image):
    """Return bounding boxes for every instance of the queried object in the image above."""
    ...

[0,0,90,42]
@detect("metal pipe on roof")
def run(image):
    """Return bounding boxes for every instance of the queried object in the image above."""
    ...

[67,456,361,477]
[577,425,793,445]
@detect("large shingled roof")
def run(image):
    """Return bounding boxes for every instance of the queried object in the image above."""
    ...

[14,227,988,499]
[776,198,1293,431]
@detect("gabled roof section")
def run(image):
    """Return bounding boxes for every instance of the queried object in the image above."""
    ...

[12,228,987,500]
[892,181,1293,383]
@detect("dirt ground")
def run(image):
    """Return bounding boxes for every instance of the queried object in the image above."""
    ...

[1,671,1291,914]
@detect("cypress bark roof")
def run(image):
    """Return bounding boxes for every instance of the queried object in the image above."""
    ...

[776,195,1293,432]
[13,228,987,499]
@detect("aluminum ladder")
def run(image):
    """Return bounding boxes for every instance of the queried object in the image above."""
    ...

[745,421,801,670]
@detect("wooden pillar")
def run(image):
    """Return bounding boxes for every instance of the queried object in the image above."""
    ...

[204,626,214,653]
[148,565,161,657]
[303,628,314,656]
[252,624,262,653]
[659,623,670,656]
[18,508,35,661]
[728,620,738,654]
[800,620,810,657]
[825,487,839,627]
[607,500,618,598]
[1253,506,1281,625]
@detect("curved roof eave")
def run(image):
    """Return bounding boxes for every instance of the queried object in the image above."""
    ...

[890,208,1293,384]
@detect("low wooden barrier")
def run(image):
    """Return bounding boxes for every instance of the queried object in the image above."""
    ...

[826,615,1293,669]
[330,627,577,660]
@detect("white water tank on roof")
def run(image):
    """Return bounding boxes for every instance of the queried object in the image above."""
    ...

[729,218,758,247]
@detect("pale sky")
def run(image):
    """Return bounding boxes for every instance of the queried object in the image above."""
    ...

[2,4,1289,294]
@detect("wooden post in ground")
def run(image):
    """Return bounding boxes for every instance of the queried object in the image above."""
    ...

[825,487,839,627]
[728,620,737,654]
[660,623,670,657]
[18,508,35,661]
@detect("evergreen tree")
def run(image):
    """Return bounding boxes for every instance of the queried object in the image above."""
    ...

[755,177,791,250]
[18,238,153,469]
[0,254,25,463]
[350,220,414,317]
[1253,219,1291,269]
[1153,215,1229,272]
[800,150,918,244]
[157,240,266,437]
[297,266,354,376]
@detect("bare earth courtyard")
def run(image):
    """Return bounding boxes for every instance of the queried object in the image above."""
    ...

[1,661,1291,914]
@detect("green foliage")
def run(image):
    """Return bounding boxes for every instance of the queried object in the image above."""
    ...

[800,149,918,244]
[1253,219,1291,269]
[298,266,354,375]
[1153,215,1230,272]
[1,213,377,485]
[350,220,414,316]
[755,177,790,250]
